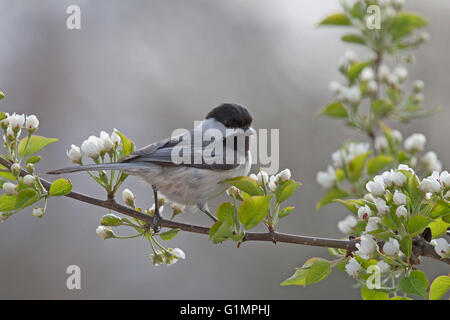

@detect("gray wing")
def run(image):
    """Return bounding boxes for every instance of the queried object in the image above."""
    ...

[119,130,241,170]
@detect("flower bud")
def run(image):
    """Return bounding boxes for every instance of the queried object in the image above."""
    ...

[23,174,35,186]
[100,131,114,153]
[111,129,121,146]
[81,136,101,159]
[67,144,82,164]
[337,215,357,234]
[431,238,449,258]
[376,260,390,274]
[3,182,17,195]
[226,186,241,198]
[276,169,291,183]
[393,190,407,206]
[32,207,44,218]
[345,258,361,277]
[404,133,426,153]
[25,115,39,132]
[122,188,135,206]
[358,205,372,220]
[10,163,21,175]
[383,238,400,256]
[26,163,35,173]
[396,205,408,218]
[96,226,114,239]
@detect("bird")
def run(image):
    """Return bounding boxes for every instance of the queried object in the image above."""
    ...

[47,103,254,232]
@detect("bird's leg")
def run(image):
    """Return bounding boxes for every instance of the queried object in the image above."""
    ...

[197,200,218,223]
[152,185,162,233]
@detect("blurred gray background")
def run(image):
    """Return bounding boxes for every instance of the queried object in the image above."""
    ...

[0,0,449,299]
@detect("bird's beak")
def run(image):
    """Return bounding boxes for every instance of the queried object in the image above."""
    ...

[245,127,256,136]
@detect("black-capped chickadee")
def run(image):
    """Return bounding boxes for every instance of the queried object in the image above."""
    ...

[48,103,255,231]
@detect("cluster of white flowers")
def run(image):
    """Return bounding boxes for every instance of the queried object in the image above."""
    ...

[150,247,186,266]
[69,129,121,162]
[317,142,370,189]
[248,169,292,192]
[1,113,39,141]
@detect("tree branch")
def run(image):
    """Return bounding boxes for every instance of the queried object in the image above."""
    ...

[1,157,448,265]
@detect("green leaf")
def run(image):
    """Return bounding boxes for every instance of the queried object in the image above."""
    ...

[347,61,372,82]
[276,180,301,203]
[341,34,366,45]
[333,199,364,215]
[319,102,348,118]
[400,236,412,259]
[361,286,389,300]
[209,220,233,244]
[225,176,262,196]
[316,188,349,210]
[428,218,450,239]
[159,228,180,241]
[0,91,4,100]
[389,12,428,41]
[238,196,272,230]
[0,194,16,212]
[115,130,135,157]
[305,259,331,287]
[429,275,450,300]
[101,214,123,227]
[216,202,234,224]
[319,13,351,26]
[430,200,450,219]
[399,270,429,299]
[18,136,58,157]
[407,215,433,237]
[347,151,372,181]
[371,99,393,118]
[279,206,294,219]
[49,178,72,197]
[390,296,413,300]
[25,156,41,165]
[281,268,308,286]
[15,189,38,209]
[367,155,394,175]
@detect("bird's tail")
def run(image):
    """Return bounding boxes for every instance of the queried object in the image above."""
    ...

[47,163,146,175]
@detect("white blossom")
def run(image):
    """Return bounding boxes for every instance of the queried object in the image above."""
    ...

[356,235,378,259]
[267,175,278,192]
[376,260,390,273]
[81,136,101,159]
[345,258,361,277]
[32,207,44,218]
[360,67,375,82]
[111,129,121,145]
[431,238,449,258]
[3,182,17,195]
[393,66,408,81]
[378,64,390,81]
[122,188,135,204]
[392,171,406,187]
[338,215,357,234]
[96,226,114,239]
[67,144,82,163]
[249,173,258,181]
[421,151,442,172]
[346,86,362,104]
[366,176,385,197]
[358,205,372,220]
[25,115,39,131]
[383,238,400,256]
[170,248,186,260]
[276,169,291,182]
[391,130,403,143]
[316,166,336,189]
[256,170,269,186]
[374,198,390,215]
[366,80,378,94]
[375,136,388,151]
[366,217,381,232]
[331,150,344,168]
[393,190,407,206]
[439,171,450,188]
[404,133,426,152]
[8,113,25,131]
[413,80,424,92]
[100,131,114,153]
[23,175,35,186]
[395,205,408,218]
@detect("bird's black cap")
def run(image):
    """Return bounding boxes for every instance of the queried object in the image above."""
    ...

[206,103,252,128]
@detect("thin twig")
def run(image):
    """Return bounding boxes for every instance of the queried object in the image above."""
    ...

[1,157,448,265]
